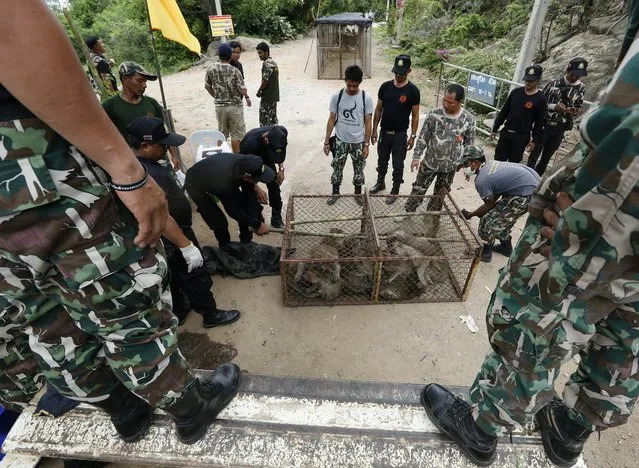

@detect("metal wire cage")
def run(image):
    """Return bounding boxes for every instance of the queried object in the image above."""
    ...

[281,191,482,307]
[314,13,373,80]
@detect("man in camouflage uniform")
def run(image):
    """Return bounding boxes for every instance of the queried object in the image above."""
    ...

[0,0,240,446]
[405,83,475,213]
[205,43,251,153]
[421,13,639,467]
[527,57,588,176]
[256,42,279,126]
[322,65,374,205]
[458,145,540,263]
[85,35,117,93]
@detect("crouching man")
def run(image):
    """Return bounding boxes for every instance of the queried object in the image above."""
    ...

[185,153,275,247]
[458,145,540,262]
[127,117,241,327]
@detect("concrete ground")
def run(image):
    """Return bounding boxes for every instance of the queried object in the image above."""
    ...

[44,32,637,467]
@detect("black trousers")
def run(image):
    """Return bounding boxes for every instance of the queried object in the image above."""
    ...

[186,182,257,246]
[265,162,282,212]
[164,227,216,321]
[376,129,408,184]
[494,130,531,163]
[526,126,564,176]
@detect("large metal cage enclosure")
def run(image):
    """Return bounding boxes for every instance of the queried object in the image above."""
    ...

[280,192,483,307]
[314,13,373,80]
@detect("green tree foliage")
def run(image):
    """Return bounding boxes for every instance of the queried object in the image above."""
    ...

[394,0,532,75]
[64,0,195,74]
[491,1,530,38]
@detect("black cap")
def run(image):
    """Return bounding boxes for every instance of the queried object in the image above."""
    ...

[267,126,288,163]
[392,55,411,75]
[568,57,588,76]
[523,64,543,82]
[119,61,158,80]
[127,116,186,147]
[239,155,276,184]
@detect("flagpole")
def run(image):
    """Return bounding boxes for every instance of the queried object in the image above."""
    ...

[144,0,168,109]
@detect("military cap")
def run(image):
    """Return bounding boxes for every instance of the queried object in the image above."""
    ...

[459,145,485,165]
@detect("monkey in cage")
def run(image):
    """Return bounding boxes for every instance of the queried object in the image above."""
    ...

[379,230,451,301]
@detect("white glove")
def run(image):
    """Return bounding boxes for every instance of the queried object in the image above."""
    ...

[180,242,204,272]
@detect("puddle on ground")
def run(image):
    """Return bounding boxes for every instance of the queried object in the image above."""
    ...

[178,331,238,369]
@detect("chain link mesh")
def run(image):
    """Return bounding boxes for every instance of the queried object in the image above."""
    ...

[281,192,481,306]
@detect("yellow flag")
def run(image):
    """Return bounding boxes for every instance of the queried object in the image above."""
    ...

[147,0,201,54]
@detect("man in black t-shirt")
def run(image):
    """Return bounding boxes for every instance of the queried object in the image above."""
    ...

[370,55,421,204]
[239,125,288,228]
[85,35,117,93]
[491,64,547,163]
[229,41,244,78]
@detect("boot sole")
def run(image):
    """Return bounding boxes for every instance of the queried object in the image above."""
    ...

[203,313,241,329]
[534,413,582,468]
[177,374,242,445]
[420,388,496,467]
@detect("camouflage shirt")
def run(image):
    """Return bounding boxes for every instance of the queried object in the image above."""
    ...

[540,77,586,131]
[260,57,279,102]
[499,42,639,326]
[204,62,246,107]
[412,107,475,172]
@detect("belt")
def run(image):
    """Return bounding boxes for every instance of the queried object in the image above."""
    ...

[381,129,407,135]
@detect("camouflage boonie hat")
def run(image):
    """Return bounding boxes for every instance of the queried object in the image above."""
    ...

[459,145,485,165]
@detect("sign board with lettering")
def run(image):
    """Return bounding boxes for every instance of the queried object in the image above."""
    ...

[209,15,234,37]
[467,72,497,106]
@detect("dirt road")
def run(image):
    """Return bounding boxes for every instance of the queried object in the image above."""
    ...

[140,33,636,467]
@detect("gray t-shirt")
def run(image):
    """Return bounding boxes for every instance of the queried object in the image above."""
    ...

[329,89,374,144]
[474,161,541,199]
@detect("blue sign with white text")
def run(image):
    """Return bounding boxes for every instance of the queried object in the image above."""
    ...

[467,72,497,106]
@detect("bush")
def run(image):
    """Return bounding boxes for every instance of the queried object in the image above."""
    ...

[225,0,298,43]
[491,1,530,38]
[441,13,489,48]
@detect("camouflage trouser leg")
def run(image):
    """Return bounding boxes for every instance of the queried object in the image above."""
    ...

[470,267,639,436]
[54,248,192,409]
[405,163,454,212]
[477,196,530,243]
[259,101,278,126]
[331,140,365,187]
[0,117,193,410]
[0,327,44,412]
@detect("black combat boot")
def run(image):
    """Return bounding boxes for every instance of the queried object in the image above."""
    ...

[535,399,593,467]
[385,183,401,204]
[421,384,497,466]
[370,178,386,194]
[354,185,363,206]
[164,363,241,444]
[492,237,513,257]
[271,209,284,229]
[327,184,340,205]
[91,382,155,443]
[481,243,493,263]
[202,309,241,328]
